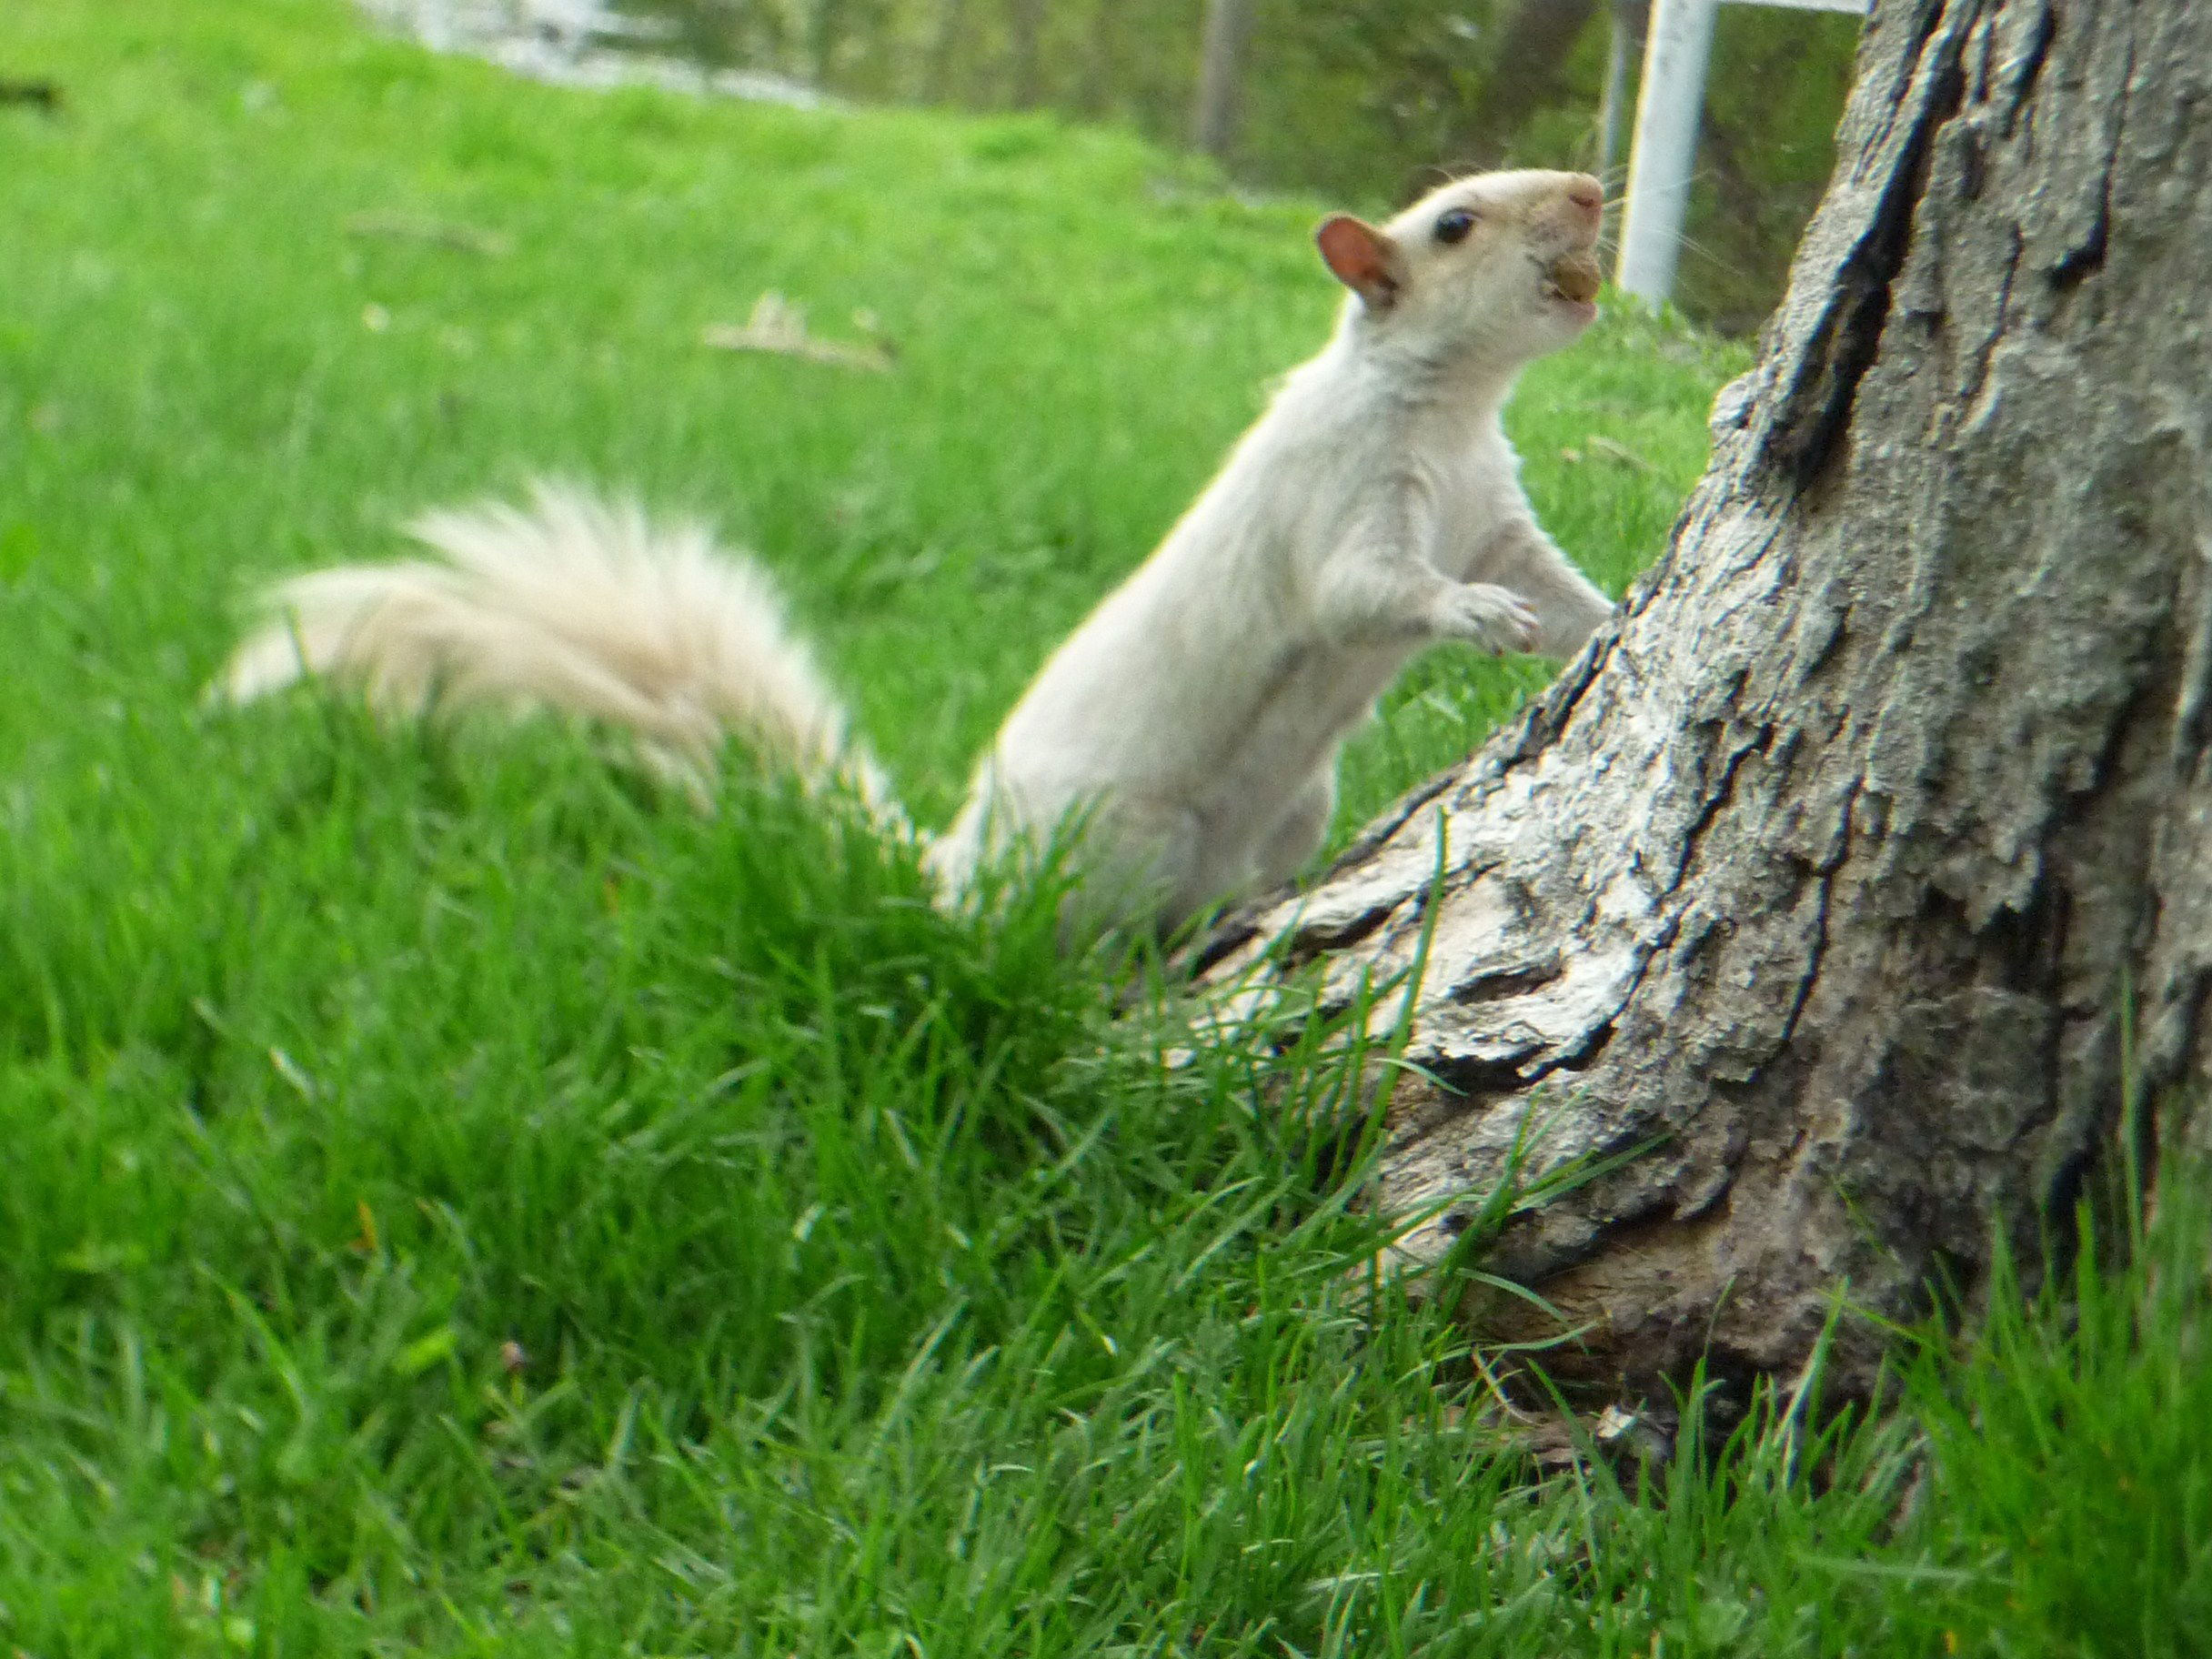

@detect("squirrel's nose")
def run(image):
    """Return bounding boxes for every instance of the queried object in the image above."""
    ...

[1564,175,1604,215]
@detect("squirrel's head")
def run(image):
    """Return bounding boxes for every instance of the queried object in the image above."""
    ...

[1316,169,1605,368]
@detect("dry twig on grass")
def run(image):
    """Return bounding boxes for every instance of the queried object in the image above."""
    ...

[702,293,895,373]
[343,211,513,257]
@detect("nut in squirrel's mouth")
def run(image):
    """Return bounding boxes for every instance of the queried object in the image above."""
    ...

[1542,251,1603,306]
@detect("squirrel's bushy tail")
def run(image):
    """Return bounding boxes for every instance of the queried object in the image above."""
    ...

[220,482,897,814]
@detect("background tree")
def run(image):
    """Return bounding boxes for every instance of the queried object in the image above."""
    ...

[1191,0,1253,159]
[611,0,1859,333]
[1199,0,2212,1398]
[1435,0,1603,171]
[1007,0,1049,106]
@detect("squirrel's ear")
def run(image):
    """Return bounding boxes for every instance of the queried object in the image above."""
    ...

[1316,216,1404,310]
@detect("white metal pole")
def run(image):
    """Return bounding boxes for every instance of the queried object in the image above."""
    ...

[1615,0,1719,306]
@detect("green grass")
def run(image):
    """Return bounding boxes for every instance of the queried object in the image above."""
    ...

[1,2,2207,1654]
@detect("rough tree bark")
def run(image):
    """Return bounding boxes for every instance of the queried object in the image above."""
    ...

[1201,0,2212,1398]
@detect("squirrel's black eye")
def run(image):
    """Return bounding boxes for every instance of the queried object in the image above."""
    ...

[1433,207,1478,246]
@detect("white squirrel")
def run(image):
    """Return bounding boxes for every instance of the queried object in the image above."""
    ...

[224,168,1617,933]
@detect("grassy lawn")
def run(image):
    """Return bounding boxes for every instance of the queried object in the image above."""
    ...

[1,2,2206,1653]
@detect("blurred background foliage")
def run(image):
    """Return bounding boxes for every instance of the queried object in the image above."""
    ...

[608,0,1863,335]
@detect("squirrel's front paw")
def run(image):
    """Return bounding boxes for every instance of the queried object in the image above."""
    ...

[1433,582,1540,655]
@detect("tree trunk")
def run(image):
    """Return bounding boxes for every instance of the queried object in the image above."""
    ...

[808,0,847,86]
[1008,0,1049,108]
[926,0,969,102]
[1201,0,2212,1401]
[1191,0,1253,161]
[1080,0,1120,117]
[1444,0,1604,169]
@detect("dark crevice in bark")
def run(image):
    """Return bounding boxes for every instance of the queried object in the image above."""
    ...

[2051,26,2130,292]
[1767,838,1850,1063]
[2077,570,2212,1127]
[1427,1051,1549,1103]
[1447,955,1566,1005]
[1864,0,1961,161]
[2147,966,2210,1105]
[1761,23,1969,488]
[2143,462,2212,686]
[1998,0,2055,136]
[1335,770,1456,864]
[2048,196,2107,289]
[2167,550,2212,779]
[2046,638,2179,933]
[1180,918,1266,980]
[2035,1106,2087,1221]
[1957,225,2022,414]
[1666,726,1773,891]
[1278,896,1420,965]
[1421,1000,1617,1107]
[1532,1014,1618,1077]
[1498,619,1621,771]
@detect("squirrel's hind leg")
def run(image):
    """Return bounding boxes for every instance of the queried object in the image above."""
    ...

[1062,797,1205,940]
[1250,769,1337,891]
